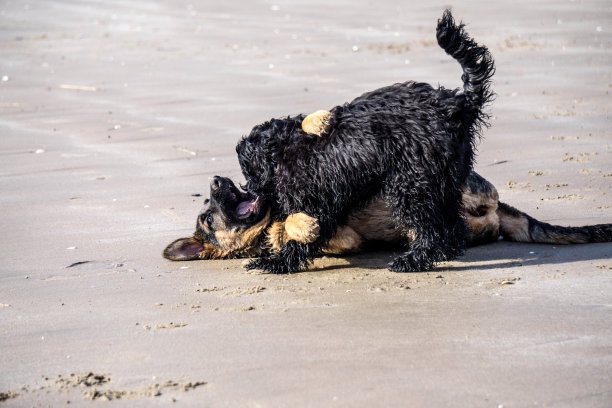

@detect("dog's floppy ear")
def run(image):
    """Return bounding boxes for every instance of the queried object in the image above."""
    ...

[302,110,331,136]
[163,237,204,261]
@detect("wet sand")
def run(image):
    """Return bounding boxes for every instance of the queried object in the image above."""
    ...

[1,0,611,406]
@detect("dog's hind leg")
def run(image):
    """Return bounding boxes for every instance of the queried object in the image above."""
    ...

[388,219,448,272]
[384,173,463,272]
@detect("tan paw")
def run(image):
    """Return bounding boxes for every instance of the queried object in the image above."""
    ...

[266,221,286,252]
[302,110,331,136]
[284,213,320,244]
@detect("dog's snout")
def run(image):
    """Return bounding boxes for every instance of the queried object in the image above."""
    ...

[211,176,222,190]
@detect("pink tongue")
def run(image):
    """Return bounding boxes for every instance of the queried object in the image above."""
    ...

[236,200,253,218]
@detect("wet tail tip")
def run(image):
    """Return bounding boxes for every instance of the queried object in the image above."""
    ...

[437,9,457,31]
[439,9,454,26]
[436,9,462,48]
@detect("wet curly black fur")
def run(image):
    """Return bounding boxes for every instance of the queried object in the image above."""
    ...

[246,240,317,274]
[237,10,495,273]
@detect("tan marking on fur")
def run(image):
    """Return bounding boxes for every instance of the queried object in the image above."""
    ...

[214,210,271,253]
[404,229,417,242]
[302,110,332,136]
[466,210,500,237]
[498,211,530,242]
[347,199,401,242]
[240,211,273,246]
[198,243,232,259]
[462,177,499,202]
[266,221,286,252]
[322,226,363,255]
[461,187,498,216]
[284,213,320,244]
[461,184,501,241]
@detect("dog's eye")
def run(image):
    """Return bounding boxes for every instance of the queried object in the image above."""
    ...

[200,213,214,229]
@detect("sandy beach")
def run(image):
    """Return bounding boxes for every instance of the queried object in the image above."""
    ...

[1,0,611,406]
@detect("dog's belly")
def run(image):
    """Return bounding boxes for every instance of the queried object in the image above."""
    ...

[344,172,501,245]
[346,199,401,242]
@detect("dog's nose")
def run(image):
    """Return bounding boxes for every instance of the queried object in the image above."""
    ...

[211,176,222,191]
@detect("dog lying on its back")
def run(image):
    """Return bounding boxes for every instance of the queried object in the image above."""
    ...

[163,173,612,262]
[234,10,495,273]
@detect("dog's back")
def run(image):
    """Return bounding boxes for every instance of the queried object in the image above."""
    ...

[238,10,494,214]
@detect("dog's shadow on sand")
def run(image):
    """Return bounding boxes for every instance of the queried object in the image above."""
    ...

[310,241,612,273]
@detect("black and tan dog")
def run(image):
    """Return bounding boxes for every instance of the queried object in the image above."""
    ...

[163,174,612,262]
[233,10,496,273]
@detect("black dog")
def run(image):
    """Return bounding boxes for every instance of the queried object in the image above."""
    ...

[235,10,495,273]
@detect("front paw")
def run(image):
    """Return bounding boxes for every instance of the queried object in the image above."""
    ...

[284,213,320,244]
[246,257,294,274]
[246,241,314,274]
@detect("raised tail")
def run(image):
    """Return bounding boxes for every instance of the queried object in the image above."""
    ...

[436,10,495,134]
[497,201,612,244]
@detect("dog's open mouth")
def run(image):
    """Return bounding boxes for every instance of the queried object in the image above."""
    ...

[225,181,261,220]
[235,196,260,219]
[211,175,266,223]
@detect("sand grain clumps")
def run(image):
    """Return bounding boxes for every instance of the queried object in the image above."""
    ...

[2,373,206,403]
[56,372,110,388]
[0,391,19,401]
[84,380,207,401]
